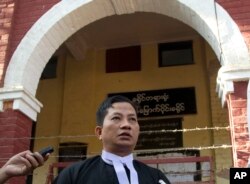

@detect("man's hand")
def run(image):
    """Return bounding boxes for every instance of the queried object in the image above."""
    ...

[0,150,49,183]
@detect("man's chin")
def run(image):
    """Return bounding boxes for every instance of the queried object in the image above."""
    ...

[115,142,135,149]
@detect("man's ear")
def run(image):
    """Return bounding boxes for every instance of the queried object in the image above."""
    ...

[95,126,102,140]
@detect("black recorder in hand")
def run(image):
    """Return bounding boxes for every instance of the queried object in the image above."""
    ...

[39,146,54,157]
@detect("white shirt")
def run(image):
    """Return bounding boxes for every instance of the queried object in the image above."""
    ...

[101,150,139,184]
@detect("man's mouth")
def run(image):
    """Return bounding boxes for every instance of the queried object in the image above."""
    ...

[118,132,131,137]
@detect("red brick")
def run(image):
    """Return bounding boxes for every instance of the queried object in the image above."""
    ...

[0,18,11,24]
[244,31,250,36]
[0,138,16,146]
[228,2,243,9]
[237,159,247,167]
[0,109,32,184]
[241,108,248,116]
[235,134,249,141]
[9,176,26,184]
[239,19,250,25]
[234,125,248,133]
[0,145,15,154]
[227,6,250,14]
[234,12,250,20]
[0,4,7,9]
[231,108,242,116]
[229,93,243,100]
[7,2,14,8]
[232,116,247,124]
[0,45,7,51]
[233,82,248,98]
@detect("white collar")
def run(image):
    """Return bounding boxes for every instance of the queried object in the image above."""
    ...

[101,150,134,165]
[101,150,138,184]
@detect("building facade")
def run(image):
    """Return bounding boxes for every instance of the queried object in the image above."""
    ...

[0,0,250,183]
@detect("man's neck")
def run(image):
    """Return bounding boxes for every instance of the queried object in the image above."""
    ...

[103,147,133,157]
[102,149,133,157]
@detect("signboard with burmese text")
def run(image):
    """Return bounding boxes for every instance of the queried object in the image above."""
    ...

[135,118,183,150]
[108,87,197,118]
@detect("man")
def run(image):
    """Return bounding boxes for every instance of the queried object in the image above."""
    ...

[0,150,48,184]
[53,95,171,184]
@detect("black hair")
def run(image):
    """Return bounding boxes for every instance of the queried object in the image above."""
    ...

[96,95,138,126]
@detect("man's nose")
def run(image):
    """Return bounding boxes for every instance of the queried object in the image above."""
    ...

[120,119,131,129]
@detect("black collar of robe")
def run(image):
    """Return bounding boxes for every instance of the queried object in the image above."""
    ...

[53,155,171,184]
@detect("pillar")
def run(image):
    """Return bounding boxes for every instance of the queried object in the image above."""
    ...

[0,101,33,184]
[227,81,250,167]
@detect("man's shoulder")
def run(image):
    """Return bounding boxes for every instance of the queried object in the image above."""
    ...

[53,155,103,183]
[134,159,153,168]
[134,159,171,184]
[64,155,101,171]
[134,159,159,172]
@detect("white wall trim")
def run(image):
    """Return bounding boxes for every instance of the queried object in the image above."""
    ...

[216,66,250,106]
[0,87,43,121]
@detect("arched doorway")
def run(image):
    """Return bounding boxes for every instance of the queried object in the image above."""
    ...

[1,0,250,183]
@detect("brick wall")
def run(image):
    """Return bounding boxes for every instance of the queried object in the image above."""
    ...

[0,109,33,163]
[0,0,15,86]
[9,0,60,56]
[227,81,250,167]
[0,108,33,184]
[216,0,250,49]
[0,0,59,86]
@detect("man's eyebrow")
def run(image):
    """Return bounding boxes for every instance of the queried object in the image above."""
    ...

[128,113,137,118]
[110,112,122,116]
[110,112,137,116]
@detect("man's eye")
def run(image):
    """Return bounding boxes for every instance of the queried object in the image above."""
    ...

[111,117,120,121]
[129,117,137,122]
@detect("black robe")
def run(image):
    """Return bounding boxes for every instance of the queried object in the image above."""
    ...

[53,155,171,184]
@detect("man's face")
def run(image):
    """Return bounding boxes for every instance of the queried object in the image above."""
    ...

[96,102,140,156]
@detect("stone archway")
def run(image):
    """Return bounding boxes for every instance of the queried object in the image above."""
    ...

[0,0,249,174]
[0,0,250,119]
[0,0,249,122]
